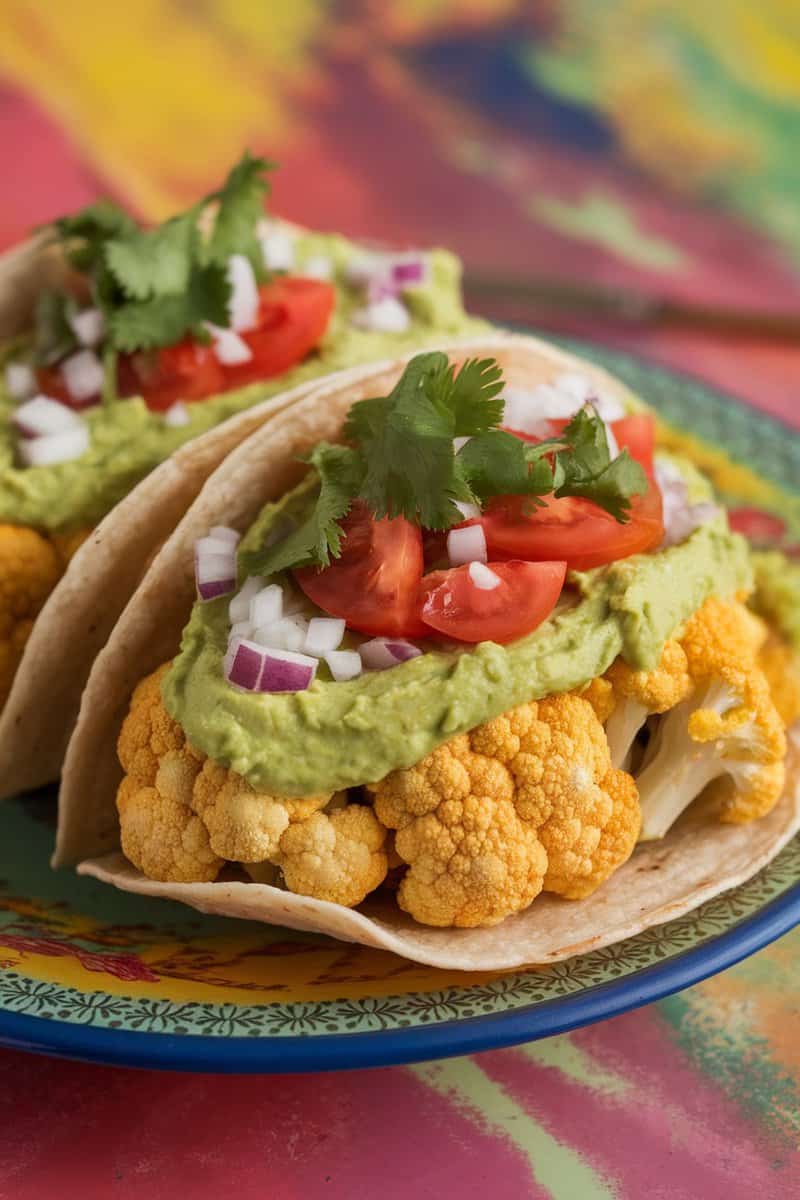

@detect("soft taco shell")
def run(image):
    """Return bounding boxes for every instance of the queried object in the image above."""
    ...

[78,756,800,971]
[0,233,380,798]
[56,331,638,866]
[57,331,800,971]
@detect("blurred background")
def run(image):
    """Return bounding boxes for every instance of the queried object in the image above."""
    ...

[1,0,799,419]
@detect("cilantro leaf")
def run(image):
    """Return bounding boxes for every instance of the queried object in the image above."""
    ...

[242,443,364,577]
[108,264,231,351]
[202,151,274,277]
[552,407,648,521]
[105,211,198,299]
[32,289,78,366]
[52,201,137,273]
[346,354,502,529]
[457,430,550,503]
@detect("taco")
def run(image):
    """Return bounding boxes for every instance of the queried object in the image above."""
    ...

[0,154,482,796]
[65,333,800,970]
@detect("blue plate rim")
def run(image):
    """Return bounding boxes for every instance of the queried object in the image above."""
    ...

[1,878,798,1073]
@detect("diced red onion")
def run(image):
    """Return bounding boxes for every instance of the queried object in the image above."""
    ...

[5,361,36,400]
[391,255,428,287]
[61,349,104,402]
[163,402,190,427]
[351,296,410,334]
[227,254,260,333]
[229,577,265,623]
[206,323,253,366]
[447,523,487,566]
[249,584,284,628]
[225,639,266,691]
[468,562,501,590]
[13,395,83,437]
[208,525,240,546]
[324,649,363,682]
[69,307,105,347]
[359,638,422,670]
[18,424,90,466]
[303,617,345,657]
[300,254,333,280]
[258,226,295,272]
[196,541,237,601]
[259,648,318,693]
[655,460,721,547]
[453,499,481,521]
[253,616,308,653]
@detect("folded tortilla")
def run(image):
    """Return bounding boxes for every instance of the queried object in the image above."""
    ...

[57,332,800,970]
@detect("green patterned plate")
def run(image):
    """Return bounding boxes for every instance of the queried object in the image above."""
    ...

[1,343,799,1072]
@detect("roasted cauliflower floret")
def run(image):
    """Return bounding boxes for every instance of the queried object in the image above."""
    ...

[372,695,640,926]
[757,634,800,727]
[117,752,221,883]
[0,523,63,705]
[276,805,388,906]
[603,640,692,768]
[191,758,331,863]
[117,663,190,784]
[637,598,786,839]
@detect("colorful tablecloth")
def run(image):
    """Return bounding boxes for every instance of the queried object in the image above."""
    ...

[1,5,799,1196]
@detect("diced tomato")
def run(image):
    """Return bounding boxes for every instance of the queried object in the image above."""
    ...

[419,560,566,644]
[131,340,226,412]
[295,501,427,638]
[728,507,787,546]
[611,413,656,476]
[222,277,336,390]
[481,483,664,572]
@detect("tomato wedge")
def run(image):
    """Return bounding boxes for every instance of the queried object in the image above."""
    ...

[131,340,226,412]
[295,502,427,638]
[420,560,567,644]
[611,413,655,476]
[482,484,664,572]
[222,277,335,390]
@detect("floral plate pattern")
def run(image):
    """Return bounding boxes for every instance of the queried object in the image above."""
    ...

[1,342,799,1072]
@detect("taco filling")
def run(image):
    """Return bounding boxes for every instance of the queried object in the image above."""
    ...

[0,155,482,705]
[103,351,799,930]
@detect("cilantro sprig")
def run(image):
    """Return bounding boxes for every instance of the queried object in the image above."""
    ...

[37,152,274,381]
[244,352,648,577]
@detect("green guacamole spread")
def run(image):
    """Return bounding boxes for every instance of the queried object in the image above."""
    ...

[750,550,800,649]
[164,459,752,798]
[0,233,485,532]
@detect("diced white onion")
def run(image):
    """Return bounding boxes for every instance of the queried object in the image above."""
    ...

[69,306,105,347]
[303,617,345,657]
[259,227,295,272]
[655,460,720,547]
[208,525,240,546]
[253,616,308,653]
[468,561,501,590]
[229,619,254,642]
[300,254,333,280]
[163,402,190,427]
[13,395,82,437]
[227,254,260,333]
[447,523,487,566]
[453,499,481,521]
[228,577,265,623]
[553,372,593,404]
[206,323,253,366]
[603,420,620,459]
[249,584,284,628]
[345,255,380,288]
[4,361,36,400]
[453,436,471,453]
[324,649,363,682]
[61,349,104,403]
[18,424,90,467]
[351,296,410,334]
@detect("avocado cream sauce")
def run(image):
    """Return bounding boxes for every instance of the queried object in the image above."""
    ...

[164,460,752,798]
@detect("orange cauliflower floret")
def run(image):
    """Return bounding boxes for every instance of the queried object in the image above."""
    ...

[757,635,800,728]
[276,805,389,906]
[603,640,693,768]
[117,664,189,784]
[637,597,786,839]
[191,759,331,863]
[0,523,63,705]
[372,695,640,926]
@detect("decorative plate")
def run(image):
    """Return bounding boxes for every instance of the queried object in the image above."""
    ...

[1,343,799,1073]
